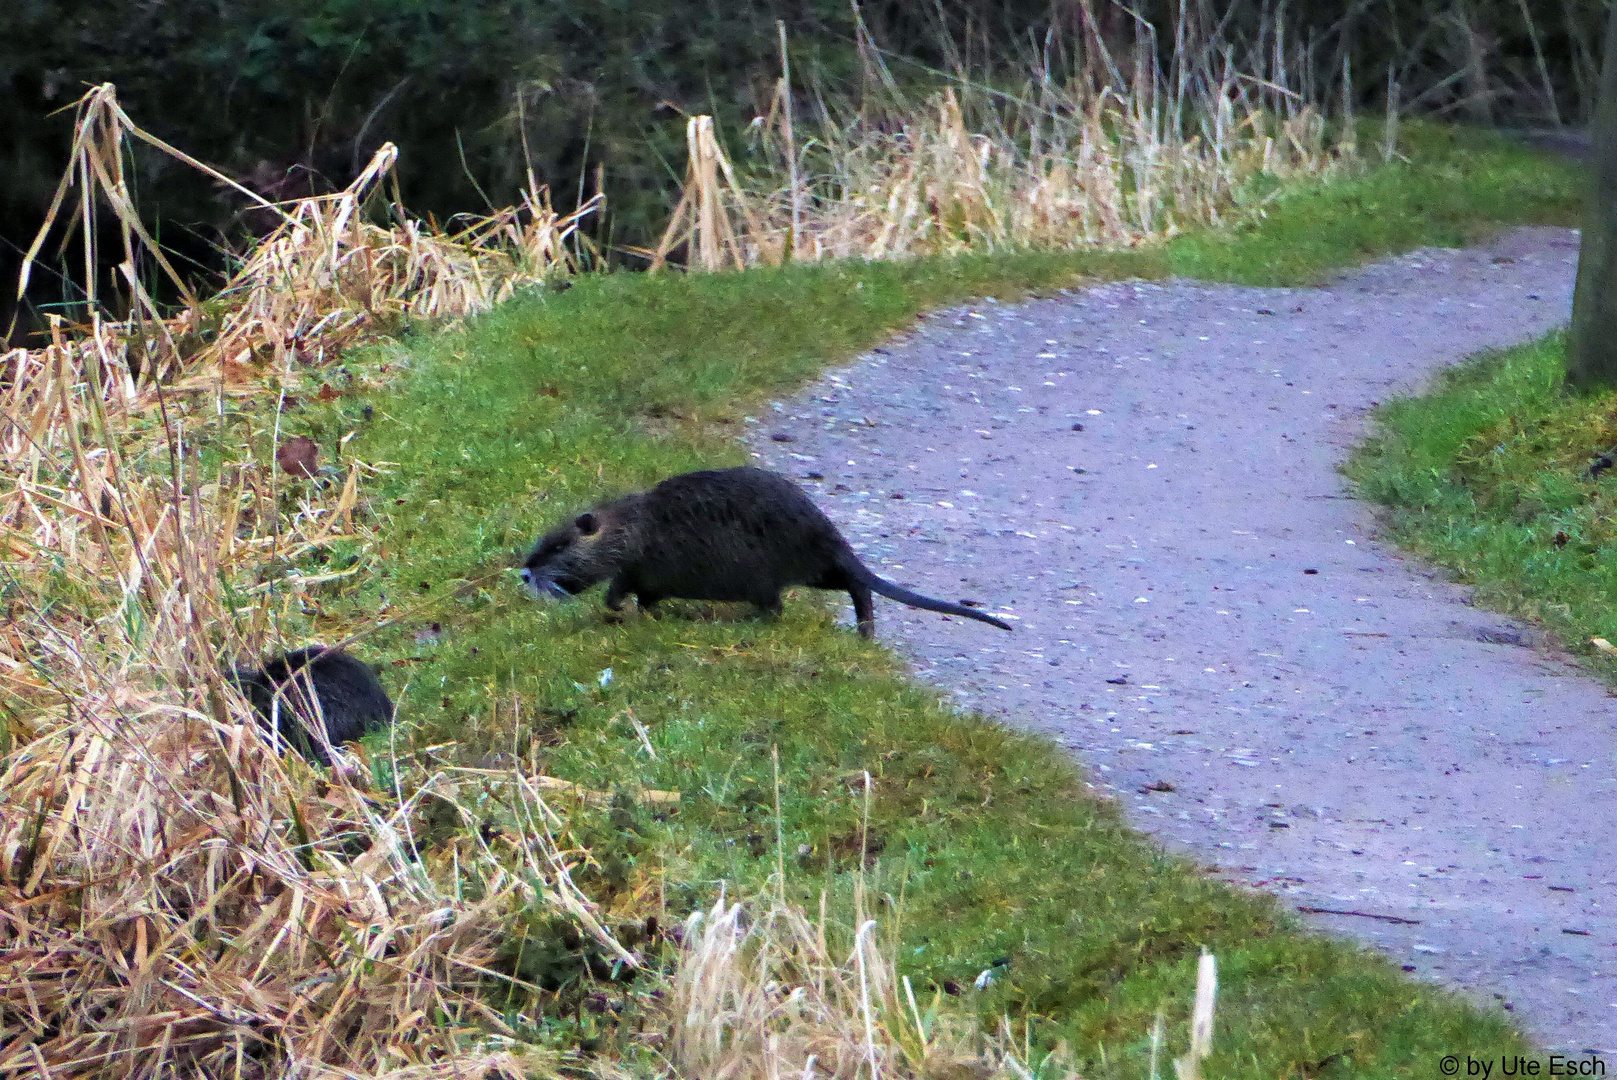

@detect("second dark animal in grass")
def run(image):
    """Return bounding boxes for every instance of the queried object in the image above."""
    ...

[520,467,1012,637]
[231,646,394,765]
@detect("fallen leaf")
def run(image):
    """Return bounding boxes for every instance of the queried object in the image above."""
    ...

[275,435,319,478]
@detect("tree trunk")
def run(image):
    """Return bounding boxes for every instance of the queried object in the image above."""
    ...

[1568,4,1617,390]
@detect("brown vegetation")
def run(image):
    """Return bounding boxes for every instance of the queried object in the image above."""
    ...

[653,10,1357,270]
[0,86,615,1079]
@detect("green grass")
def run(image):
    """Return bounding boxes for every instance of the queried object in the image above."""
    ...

[1168,123,1584,285]
[1348,332,1617,677]
[262,127,1586,1073]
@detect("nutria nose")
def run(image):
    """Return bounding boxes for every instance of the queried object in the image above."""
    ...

[519,568,532,584]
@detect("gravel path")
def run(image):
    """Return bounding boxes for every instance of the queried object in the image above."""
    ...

[748,227,1615,1052]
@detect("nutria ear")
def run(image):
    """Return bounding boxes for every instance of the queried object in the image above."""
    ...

[575,512,598,535]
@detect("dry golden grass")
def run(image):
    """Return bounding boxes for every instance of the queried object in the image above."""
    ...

[660,891,1082,1080]
[0,683,570,1079]
[2,83,599,735]
[0,85,620,1079]
[659,887,1222,1080]
[13,86,598,381]
[652,13,1357,271]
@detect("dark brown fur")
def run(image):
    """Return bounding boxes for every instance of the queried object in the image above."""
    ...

[521,467,1012,637]
[231,646,394,765]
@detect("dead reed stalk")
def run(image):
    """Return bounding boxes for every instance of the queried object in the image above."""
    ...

[0,650,628,1078]
[2,80,599,709]
[0,85,621,1078]
[663,892,1080,1080]
[660,887,1220,1080]
[653,10,1357,270]
[651,116,775,271]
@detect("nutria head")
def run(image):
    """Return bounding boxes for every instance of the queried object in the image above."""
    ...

[520,508,627,599]
[232,647,324,718]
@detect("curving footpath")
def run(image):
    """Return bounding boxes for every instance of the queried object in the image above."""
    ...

[750,227,1615,1052]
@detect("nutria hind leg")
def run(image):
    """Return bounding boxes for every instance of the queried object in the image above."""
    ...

[849,581,875,638]
[754,592,785,620]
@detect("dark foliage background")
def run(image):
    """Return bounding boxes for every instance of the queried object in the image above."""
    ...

[1,0,1607,337]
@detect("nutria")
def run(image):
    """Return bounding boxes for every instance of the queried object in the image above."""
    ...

[520,467,1012,637]
[231,646,394,765]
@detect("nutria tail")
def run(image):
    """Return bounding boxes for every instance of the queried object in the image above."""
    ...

[856,565,1013,631]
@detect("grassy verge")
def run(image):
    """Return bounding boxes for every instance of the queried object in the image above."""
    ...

[276,128,1581,1073]
[1168,122,1584,285]
[1348,332,1617,678]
